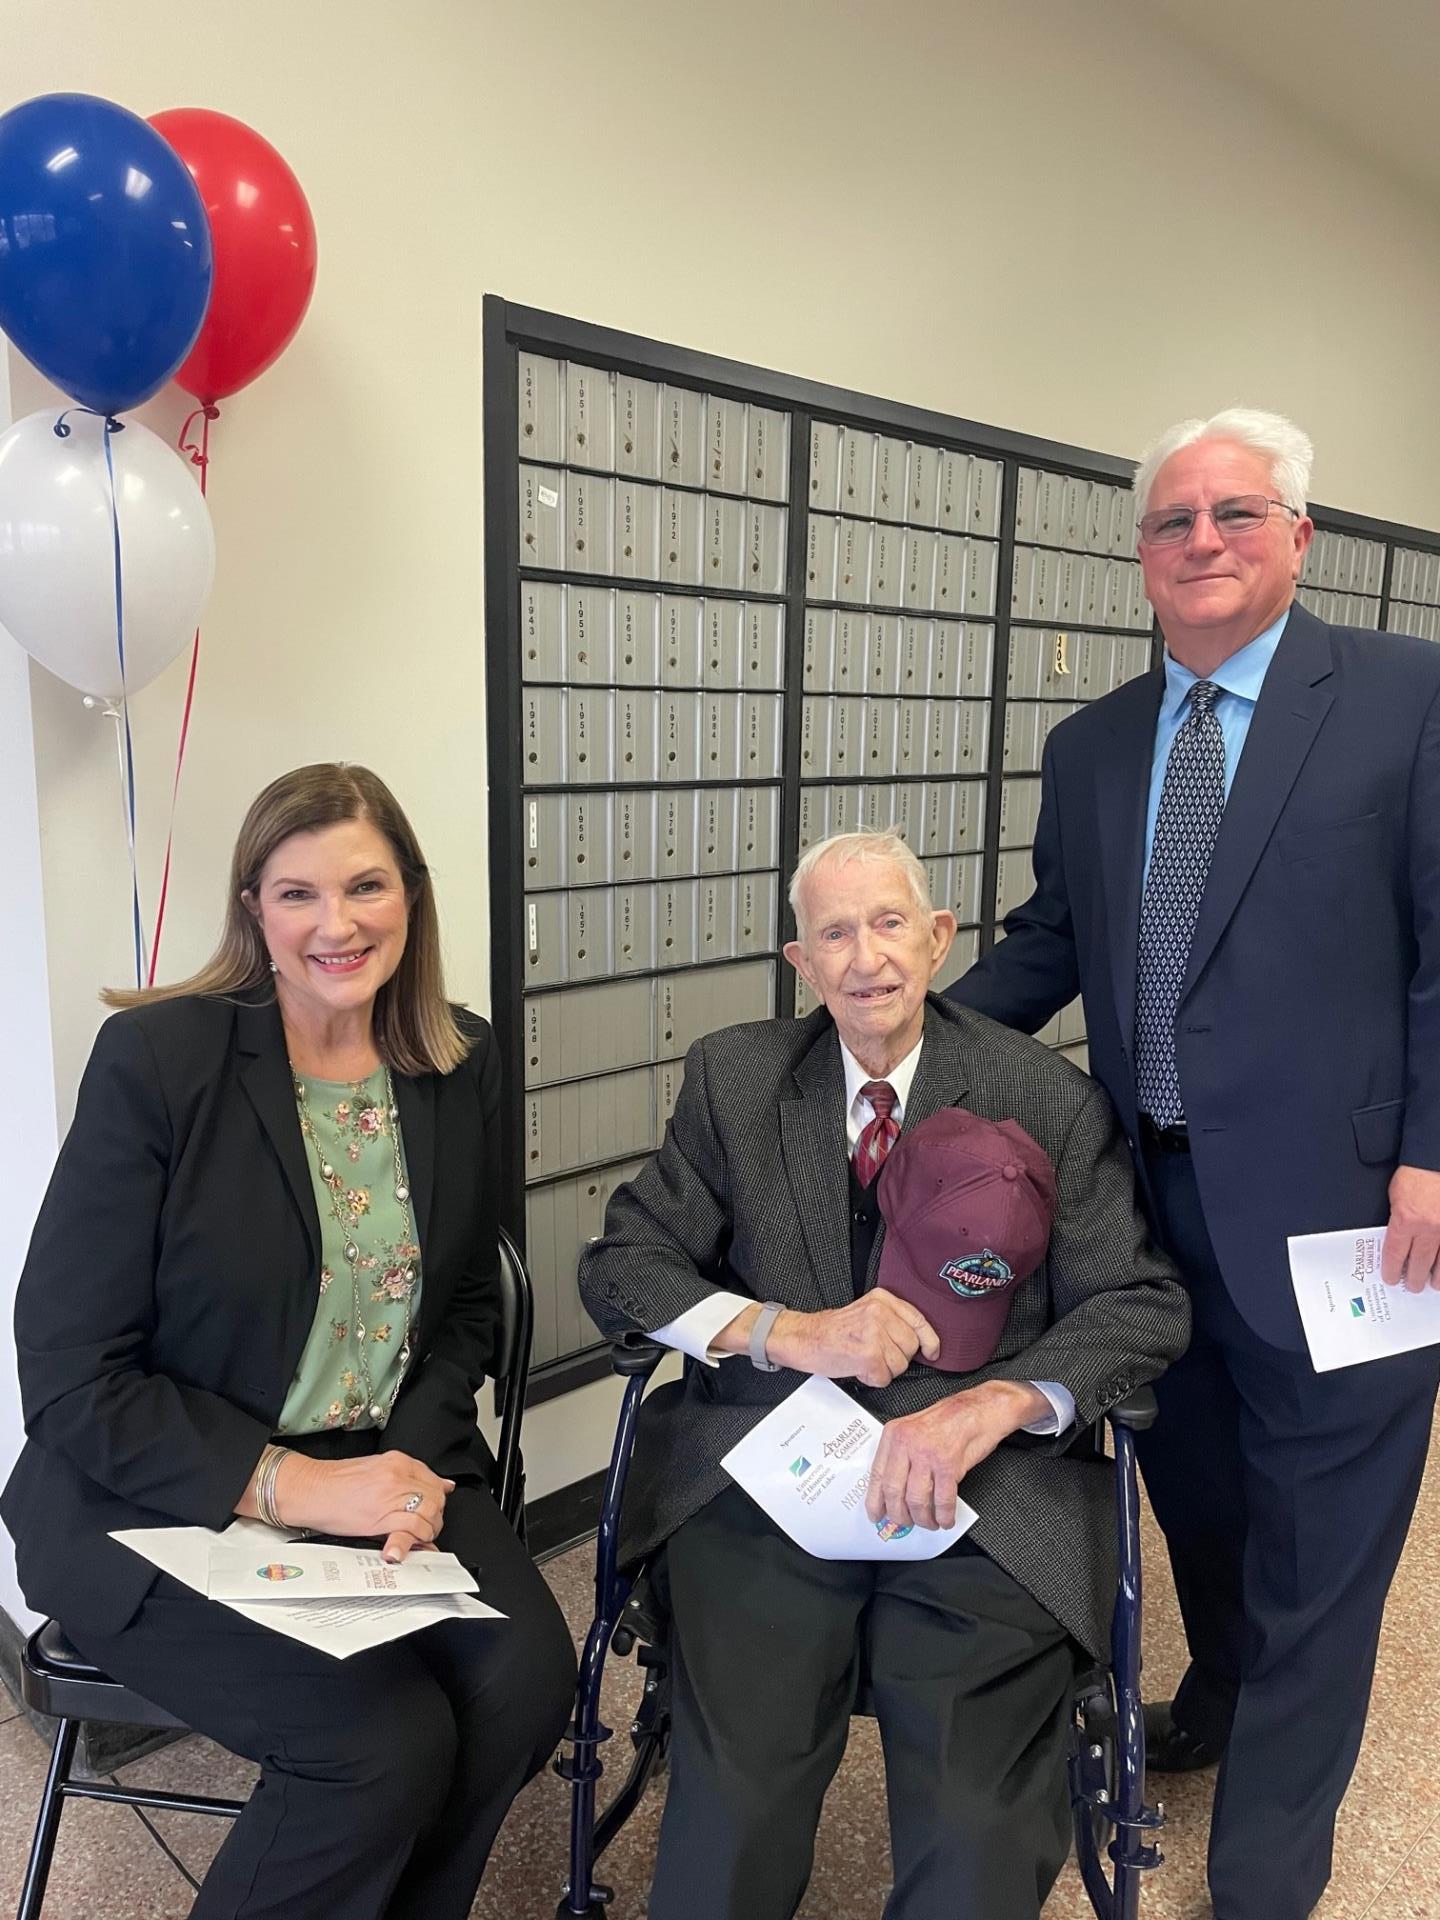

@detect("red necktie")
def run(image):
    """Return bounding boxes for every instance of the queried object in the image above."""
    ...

[853,1080,899,1188]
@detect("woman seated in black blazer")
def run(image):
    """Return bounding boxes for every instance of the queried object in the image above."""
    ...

[2,763,577,1920]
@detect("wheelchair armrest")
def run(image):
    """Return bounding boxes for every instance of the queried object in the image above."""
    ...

[610,1336,667,1379]
[1106,1385,1158,1432]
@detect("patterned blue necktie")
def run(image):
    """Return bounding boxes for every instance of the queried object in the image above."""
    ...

[1134,680,1226,1128]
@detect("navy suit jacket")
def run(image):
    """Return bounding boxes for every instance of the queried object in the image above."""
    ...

[949,604,1440,1348]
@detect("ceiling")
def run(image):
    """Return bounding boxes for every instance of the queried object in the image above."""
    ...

[1144,0,1440,205]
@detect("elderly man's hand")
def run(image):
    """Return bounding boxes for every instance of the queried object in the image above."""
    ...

[1381,1165,1440,1291]
[765,1289,941,1387]
[864,1381,1050,1531]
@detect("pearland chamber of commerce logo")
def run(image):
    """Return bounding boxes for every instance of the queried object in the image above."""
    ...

[939,1248,1014,1299]
[789,1456,812,1477]
[256,1563,304,1583]
[1350,1297,1367,1318]
[874,1517,914,1543]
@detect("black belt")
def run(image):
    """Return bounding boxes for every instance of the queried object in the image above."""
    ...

[1138,1114,1191,1154]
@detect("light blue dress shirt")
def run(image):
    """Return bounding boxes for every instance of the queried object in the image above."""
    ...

[1142,610,1290,884]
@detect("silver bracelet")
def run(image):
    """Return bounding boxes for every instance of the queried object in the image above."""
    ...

[748,1302,785,1373]
[254,1444,292,1529]
[253,1446,277,1527]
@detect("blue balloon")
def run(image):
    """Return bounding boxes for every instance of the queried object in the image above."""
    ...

[0,92,213,415]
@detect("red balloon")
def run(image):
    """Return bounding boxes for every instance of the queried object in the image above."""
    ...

[148,107,316,404]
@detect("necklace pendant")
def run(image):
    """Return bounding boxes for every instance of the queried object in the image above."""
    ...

[355,1321,366,1339]
[389,1106,399,1121]
[369,1403,384,1421]
[321,1162,334,1181]
[344,1241,359,1263]
[395,1183,409,1202]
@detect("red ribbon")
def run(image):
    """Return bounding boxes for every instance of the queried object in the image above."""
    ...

[147,404,220,986]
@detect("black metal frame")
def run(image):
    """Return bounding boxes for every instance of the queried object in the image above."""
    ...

[552,1342,1162,1920]
[13,1226,537,1920]
[13,1674,246,1920]
[484,295,1440,1405]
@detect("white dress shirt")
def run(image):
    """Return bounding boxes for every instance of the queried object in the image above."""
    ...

[649,1036,1075,1437]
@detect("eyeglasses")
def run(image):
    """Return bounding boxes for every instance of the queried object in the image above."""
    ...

[1138,495,1301,545]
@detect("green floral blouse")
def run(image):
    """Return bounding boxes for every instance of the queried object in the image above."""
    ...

[277,1068,424,1434]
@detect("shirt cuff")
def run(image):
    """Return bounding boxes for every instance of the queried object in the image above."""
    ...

[650,1292,756,1368]
[1022,1380,1076,1436]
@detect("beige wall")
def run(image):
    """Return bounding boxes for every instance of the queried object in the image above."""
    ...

[8,0,1440,1483]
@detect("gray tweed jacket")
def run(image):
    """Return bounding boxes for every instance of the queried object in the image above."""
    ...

[578,995,1189,1657]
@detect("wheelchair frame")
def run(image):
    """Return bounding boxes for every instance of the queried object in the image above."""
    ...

[556,1341,1164,1919]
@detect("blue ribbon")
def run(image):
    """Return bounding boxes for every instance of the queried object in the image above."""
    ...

[55,407,145,988]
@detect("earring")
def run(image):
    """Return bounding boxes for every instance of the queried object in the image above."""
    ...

[269,960,278,973]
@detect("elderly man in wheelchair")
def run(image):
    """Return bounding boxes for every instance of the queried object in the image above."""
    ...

[568,831,1190,1920]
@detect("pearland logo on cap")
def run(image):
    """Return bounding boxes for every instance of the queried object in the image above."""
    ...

[877,1108,1058,1372]
[940,1249,1014,1297]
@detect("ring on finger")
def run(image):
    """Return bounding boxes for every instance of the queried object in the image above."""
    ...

[402,1492,424,1514]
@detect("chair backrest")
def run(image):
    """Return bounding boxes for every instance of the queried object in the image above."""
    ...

[491,1226,534,1529]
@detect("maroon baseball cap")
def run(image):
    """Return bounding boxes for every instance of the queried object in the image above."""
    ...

[876,1108,1058,1371]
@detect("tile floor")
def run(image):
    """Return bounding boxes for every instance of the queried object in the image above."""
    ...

[1,1423,1436,1919]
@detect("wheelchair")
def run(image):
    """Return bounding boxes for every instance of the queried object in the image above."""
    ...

[555,1340,1165,1920]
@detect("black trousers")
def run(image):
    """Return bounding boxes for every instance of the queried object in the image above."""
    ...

[647,1483,1080,1920]
[1137,1144,1439,1920]
[68,1483,576,1920]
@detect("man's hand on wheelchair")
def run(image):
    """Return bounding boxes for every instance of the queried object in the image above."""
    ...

[865,1382,1051,1531]
[765,1289,941,1388]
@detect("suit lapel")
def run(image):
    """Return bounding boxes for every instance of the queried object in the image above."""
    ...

[779,1025,853,1310]
[235,998,321,1273]
[393,1070,437,1262]
[1184,608,1334,995]
[1097,668,1164,1056]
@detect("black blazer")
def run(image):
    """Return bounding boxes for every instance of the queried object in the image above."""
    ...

[949,606,1440,1347]
[2,991,504,1637]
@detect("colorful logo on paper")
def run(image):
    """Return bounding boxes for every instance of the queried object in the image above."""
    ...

[1350,1297,1367,1318]
[939,1248,1014,1298]
[789,1456,811,1477]
[256,1563,304,1583]
[874,1517,914,1543]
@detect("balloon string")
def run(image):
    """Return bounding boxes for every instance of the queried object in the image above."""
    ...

[53,405,125,441]
[99,415,148,990]
[177,402,220,472]
[148,403,219,985]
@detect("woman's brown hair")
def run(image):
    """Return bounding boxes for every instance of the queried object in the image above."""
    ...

[104,764,470,1075]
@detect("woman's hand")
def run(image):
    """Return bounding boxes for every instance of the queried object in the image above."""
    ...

[275,1450,454,1562]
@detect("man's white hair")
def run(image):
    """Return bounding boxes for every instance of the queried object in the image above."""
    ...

[788,829,933,940]
[1133,407,1314,518]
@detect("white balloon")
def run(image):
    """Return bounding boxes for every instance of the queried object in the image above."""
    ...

[0,408,215,698]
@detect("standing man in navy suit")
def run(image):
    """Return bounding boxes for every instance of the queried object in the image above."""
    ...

[948,408,1440,1920]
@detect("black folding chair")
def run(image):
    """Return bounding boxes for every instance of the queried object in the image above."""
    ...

[556,1341,1165,1920]
[14,1225,535,1920]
